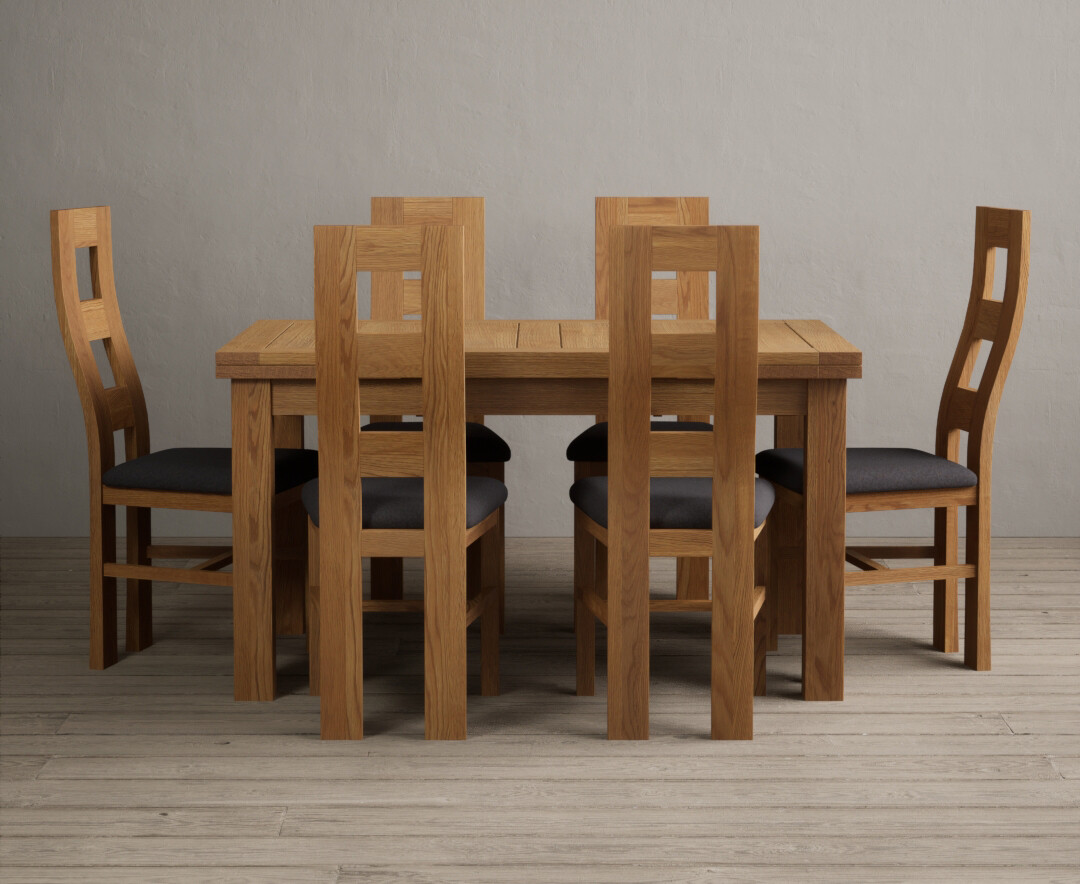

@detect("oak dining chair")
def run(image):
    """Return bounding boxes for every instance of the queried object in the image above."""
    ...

[303,224,505,739]
[570,224,775,739]
[364,197,510,628]
[567,197,715,608]
[756,206,1030,670]
[51,206,317,670]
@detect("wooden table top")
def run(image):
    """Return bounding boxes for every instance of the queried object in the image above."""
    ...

[217,319,861,381]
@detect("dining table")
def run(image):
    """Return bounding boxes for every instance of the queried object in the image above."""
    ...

[216,317,861,737]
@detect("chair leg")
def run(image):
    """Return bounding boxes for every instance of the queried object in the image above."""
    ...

[964,496,992,671]
[574,511,597,696]
[481,594,501,696]
[933,505,960,653]
[370,558,405,601]
[89,497,118,670]
[754,607,768,697]
[306,520,320,696]
[769,491,806,637]
[754,525,771,697]
[125,505,153,652]
[497,501,506,634]
[757,517,778,652]
[273,493,308,636]
[676,558,709,601]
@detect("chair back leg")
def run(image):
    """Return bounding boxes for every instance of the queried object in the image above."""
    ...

[306,520,321,696]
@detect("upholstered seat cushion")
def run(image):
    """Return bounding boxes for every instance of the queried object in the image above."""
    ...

[301,477,507,530]
[569,476,775,530]
[566,420,713,463]
[102,447,318,496]
[755,447,978,495]
[363,421,511,464]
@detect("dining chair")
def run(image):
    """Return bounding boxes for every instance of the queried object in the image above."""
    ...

[303,223,505,739]
[571,224,775,739]
[567,197,714,607]
[51,206,317,669]
[756,206,1030,670]
[364,198,509,629]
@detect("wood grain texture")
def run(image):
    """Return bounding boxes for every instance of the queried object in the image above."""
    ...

[605,225,654,740]
[577,226,768,739]
[231,379,277,702]
[593,198,712,602]
[420,225,469,740]
[311,224,500,740]
[802,379,847,702]
[369,198,491,591]
[710,226,759,739]
[313,225,365,738]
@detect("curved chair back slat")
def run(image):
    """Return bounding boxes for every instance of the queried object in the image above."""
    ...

[51,206,150,480]
[936,207,1030,476]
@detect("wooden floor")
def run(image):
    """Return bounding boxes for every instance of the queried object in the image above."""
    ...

[1,536,1078,882]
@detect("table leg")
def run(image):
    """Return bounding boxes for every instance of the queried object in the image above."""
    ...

[803,379,846,701]
[232,379,277,701]
[272,415,307,636]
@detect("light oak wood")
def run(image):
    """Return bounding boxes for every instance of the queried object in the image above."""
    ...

[217,317,858,703]
[368,198,501,621]
[767,207,1029,675]
[591,198,712,604]
[311,225,502,740]
[575,225,768,740]
[50,207,307,680]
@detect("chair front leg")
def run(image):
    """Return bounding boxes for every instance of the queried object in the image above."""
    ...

[933,504,960,653]
[125,505,153,652]
[89,496,118,669]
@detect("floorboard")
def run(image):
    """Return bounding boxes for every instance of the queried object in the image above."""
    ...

[1,536,1078,881]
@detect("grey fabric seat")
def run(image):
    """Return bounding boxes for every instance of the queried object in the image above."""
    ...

[363,421,511,464]
[301,477,507,530]
[102,447,318,496]
[566,420,713,462]
[755,447,978,495]
[569,476,775,530]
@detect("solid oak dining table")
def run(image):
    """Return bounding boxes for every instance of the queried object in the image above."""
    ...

[216,317,861,736]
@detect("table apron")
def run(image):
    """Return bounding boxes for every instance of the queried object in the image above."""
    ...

[269,377,809,417]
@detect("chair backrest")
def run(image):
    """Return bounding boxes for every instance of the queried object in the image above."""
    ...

[607,224,759,730]
[51,206,150,481]
[313,220,466,592]
[371,197,484,319]
[595,197,709,424]
[370,197,483,424]
[595,197,709,320]
[936,207,1030,477]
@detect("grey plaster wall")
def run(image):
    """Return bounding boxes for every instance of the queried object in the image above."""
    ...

[2,0,1077,537]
